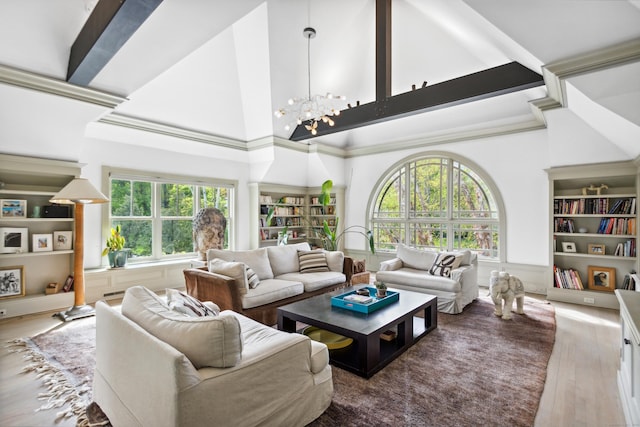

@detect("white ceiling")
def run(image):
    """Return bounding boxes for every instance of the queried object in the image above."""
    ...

[0,0,639,151]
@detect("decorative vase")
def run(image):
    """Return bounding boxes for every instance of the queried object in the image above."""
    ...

[108,250,128,268]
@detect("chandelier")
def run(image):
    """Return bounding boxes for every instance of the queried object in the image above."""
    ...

[274,27,346,136]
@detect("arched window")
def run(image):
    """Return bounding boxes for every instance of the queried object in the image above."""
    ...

[370,154,501,259]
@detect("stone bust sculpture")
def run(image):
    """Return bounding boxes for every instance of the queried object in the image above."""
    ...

[193,207,226,260]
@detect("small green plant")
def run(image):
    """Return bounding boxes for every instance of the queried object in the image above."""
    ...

[102,225,126,256]
[374,281,387,290]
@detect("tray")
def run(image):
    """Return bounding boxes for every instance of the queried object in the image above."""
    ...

[331,287,399,314]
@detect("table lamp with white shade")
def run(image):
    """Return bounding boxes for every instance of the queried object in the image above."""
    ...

[50,177,109,321]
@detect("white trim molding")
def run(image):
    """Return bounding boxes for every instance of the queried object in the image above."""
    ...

[0,64,127,108]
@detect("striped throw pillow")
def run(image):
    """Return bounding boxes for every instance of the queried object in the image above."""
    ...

[298,250,330,273]
[165,288,219,317]
[245,265,260,289]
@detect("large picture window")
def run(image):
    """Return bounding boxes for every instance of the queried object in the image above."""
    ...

[106,170,234,263]
[371,155,501,259]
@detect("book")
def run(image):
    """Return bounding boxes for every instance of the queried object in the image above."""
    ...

[343,294,373,304]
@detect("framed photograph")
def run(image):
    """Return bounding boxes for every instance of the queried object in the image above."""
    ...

[0,266,25,299]
[561,242,577,253]
[588,244,605,255]
[0,227,29,254]
[0,199,27,218]
[62,275,74,292]
[32,233,53,252]
[53,231,73,251]
[587,266,616,292]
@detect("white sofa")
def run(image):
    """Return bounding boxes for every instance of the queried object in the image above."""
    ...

[375,244,478,314]
[184,242,352,325]
[92,286,333,427]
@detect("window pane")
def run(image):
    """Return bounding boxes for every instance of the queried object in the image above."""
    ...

[162,219,193,254]
[372,222,404,251]
[113,219,152,257]
[111,180,152,217]
[453,223,498,258]
[374,170,404,219]
[161,184,194,217]
[410,159,447,218]
[198,186,230,218]
[453,162,496,219]
[409,223,446,250]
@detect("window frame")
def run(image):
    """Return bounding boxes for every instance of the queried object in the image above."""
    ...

[102,166,236,264]
[368,152,505,261]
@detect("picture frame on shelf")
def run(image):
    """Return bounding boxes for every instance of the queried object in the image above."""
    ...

[0,227,28,254]
[53,231,73,251]
[0,265,25,299]
[588,244,605,255]
[561,242,577,253]
[587,265,616,292]
[32,233,53,252]
[0,199,27,218]
[62,275,74,292]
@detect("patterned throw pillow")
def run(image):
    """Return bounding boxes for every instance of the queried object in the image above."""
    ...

[428,252,463,277]
[245,265,260,289]
[166,288,219,317]
[298,250,330,273]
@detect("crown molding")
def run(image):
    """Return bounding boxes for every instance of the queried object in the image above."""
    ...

[97,113,248,150]
[342,119,546,158]
[542,38,640,108]
[529,96,562,125]
[246,135,347,158]
[0,64,127,108]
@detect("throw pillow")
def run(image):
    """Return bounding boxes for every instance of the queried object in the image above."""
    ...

[208,258,248,295]
[428,252,463,277]
[245,265,260,289]
[397,243,438,269]
[166,288,219,317]
[298,250,330,273]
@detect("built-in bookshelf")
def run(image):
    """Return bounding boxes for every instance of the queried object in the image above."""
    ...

[547,162,639,309]
[248,183,344,249]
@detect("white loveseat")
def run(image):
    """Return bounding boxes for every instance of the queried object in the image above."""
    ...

[92,286,333,427]
[375,244,478,314]
[184,242,352,325]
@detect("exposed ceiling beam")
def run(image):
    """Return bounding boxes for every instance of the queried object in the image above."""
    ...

[67,0,164,86]
[290,0,544,142]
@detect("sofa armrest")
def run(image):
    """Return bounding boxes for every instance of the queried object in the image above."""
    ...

[379,257,403,271]
[183,268,244,313]
[451,264,477,288]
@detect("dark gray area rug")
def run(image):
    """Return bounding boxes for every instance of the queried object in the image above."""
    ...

[14,295,555,427]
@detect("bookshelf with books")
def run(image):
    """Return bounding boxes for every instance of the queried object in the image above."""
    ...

[308,193,337,249]
[547,162,639,309]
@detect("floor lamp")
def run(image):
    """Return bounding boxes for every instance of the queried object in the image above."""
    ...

[50,178,109,322]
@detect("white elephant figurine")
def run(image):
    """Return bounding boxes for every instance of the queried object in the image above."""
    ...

[489,270,525,320]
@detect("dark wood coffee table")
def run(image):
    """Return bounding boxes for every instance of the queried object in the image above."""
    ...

[277,287,437,378]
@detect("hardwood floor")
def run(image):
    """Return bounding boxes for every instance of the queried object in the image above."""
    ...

[0,295,627,427]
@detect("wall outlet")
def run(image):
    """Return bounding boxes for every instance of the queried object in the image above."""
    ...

[0,308,6,316]
[584,297,595,304]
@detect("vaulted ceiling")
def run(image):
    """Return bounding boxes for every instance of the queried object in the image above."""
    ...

[0,0,639,153]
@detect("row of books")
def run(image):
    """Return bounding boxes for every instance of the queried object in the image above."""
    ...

[309,196,336,205]
[553,266,584,289]
[621,274,636,291]
[609,198,636,215]
[258,195,305,205]
[554,218,575,233]
[597,217,636,235]
[553,197,636,215]
[614,240,636,257]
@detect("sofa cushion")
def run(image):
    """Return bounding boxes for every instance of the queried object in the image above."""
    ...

[241,278,304,309]
[397,244,438,270]
[245,265,260,289]
[166,288,219,317]
[267,242,311,276]
[324,250,344,273]
[207,247,274,280]
[121,286,242,369]
[298,250,330,273]
[209,259,248,295]
[376,267,461,293]
[429,252,464,277]
[278,271,346,292]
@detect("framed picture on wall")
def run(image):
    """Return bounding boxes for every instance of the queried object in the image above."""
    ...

[0,266,25,299]
[588,244,605,255]
[53,231,73,251]
[0,227,28,254]
[561,242,577,253]
[0,199,27,218]
[587,265,616,292]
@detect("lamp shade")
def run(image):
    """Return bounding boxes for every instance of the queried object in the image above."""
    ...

[49,178,109,204]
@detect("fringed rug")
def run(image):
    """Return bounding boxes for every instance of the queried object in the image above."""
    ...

[9,295,555,427]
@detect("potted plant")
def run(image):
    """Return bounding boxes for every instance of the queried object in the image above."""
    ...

[375,281,387,298]
[102,225,128,268]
